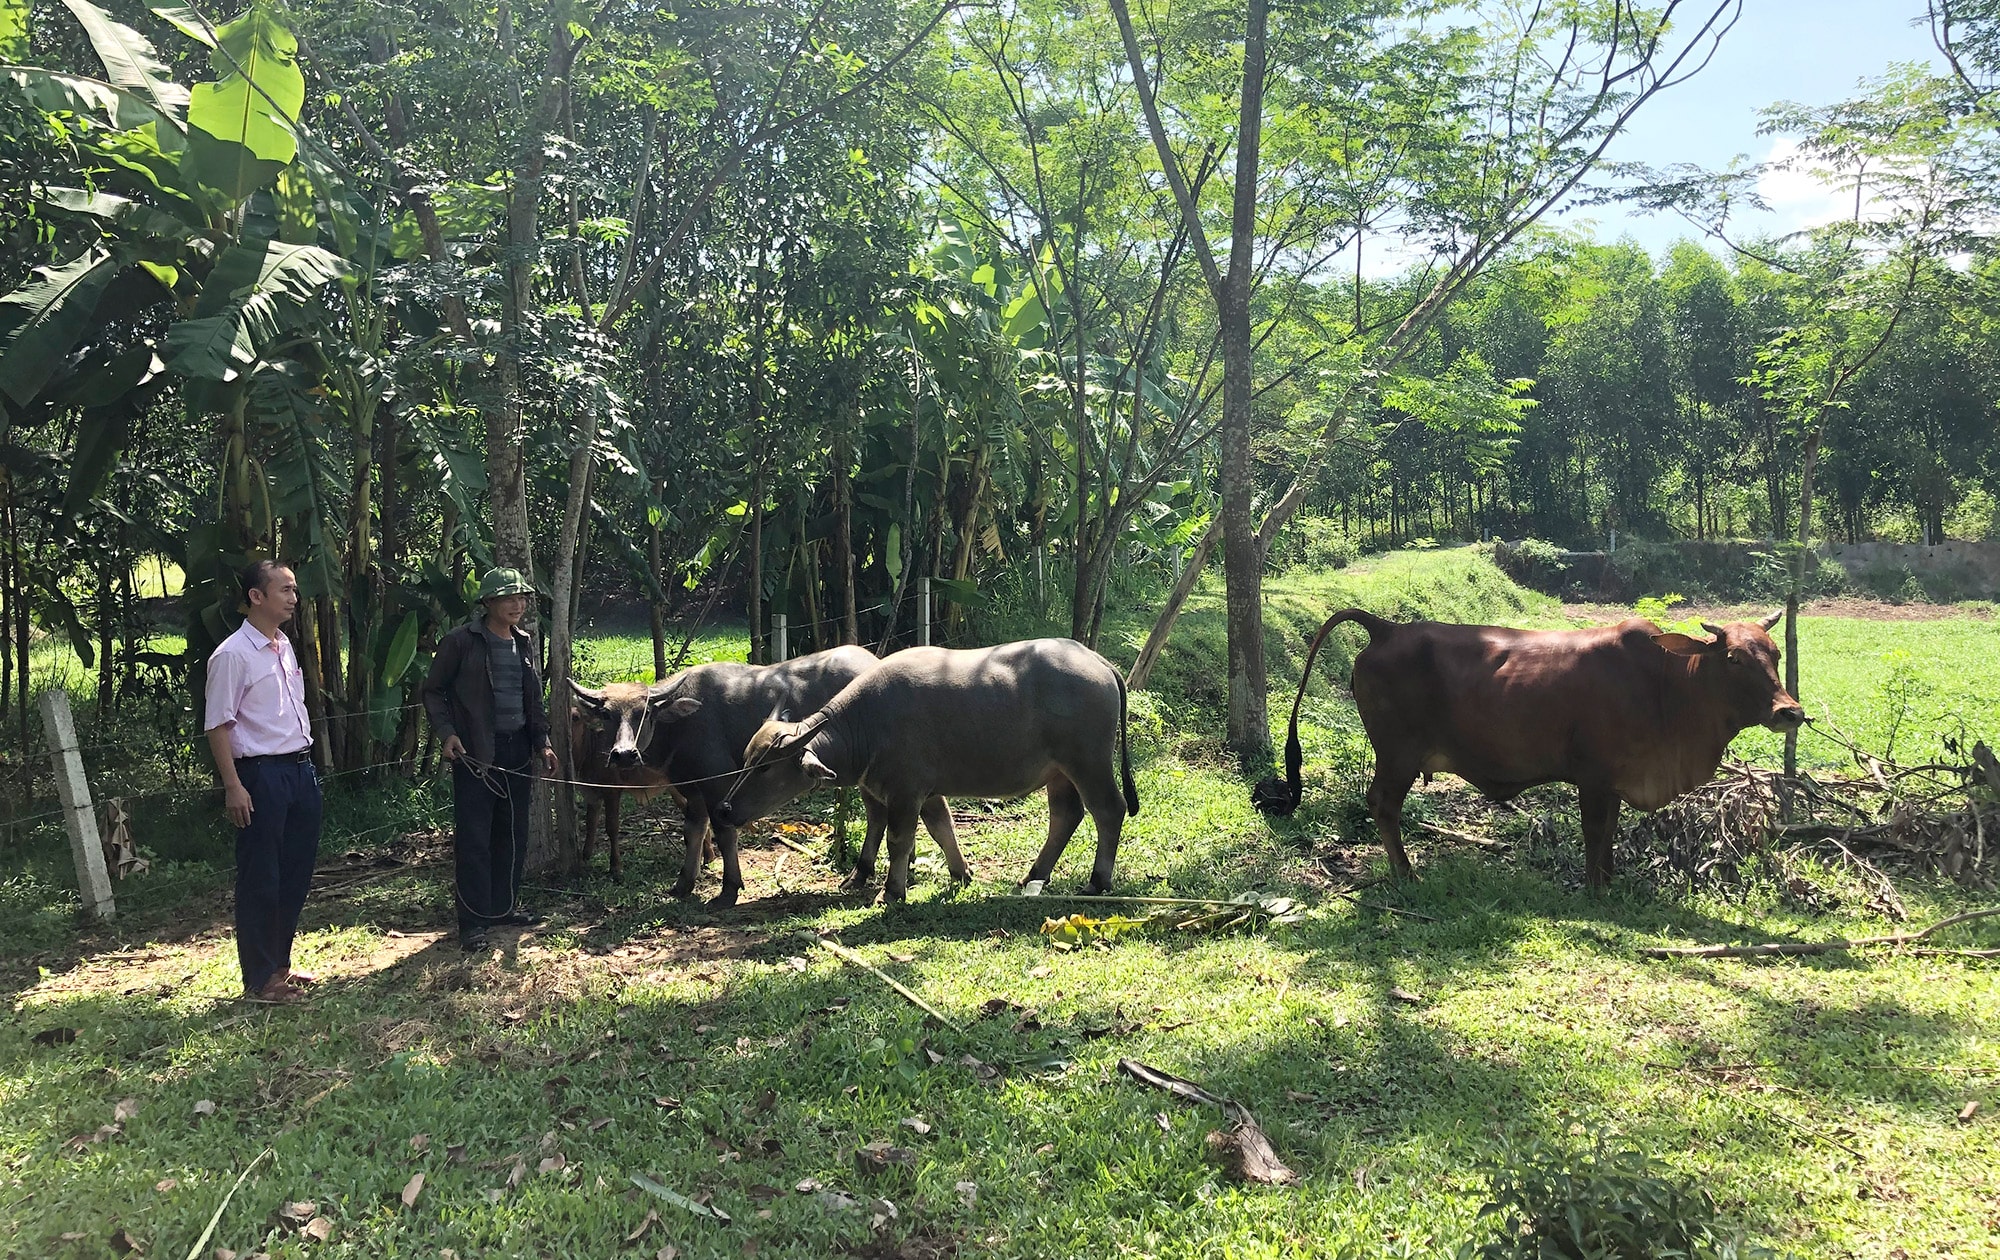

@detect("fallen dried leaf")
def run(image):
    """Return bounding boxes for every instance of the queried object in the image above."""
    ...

[626,1208,659,1242]
[784,955,808,971]
[300,1217,333,1243]
[868,1197,898,1230]
[214,1249,236,1260]
[888,951,916,964]
[538,1154,566,1175]
[955,1180,978,1208]
[446,1142,467,1165]
[794,1177,823,1193]
[816,1189,861,1213]
[506,1160,527,1190]
[899,1116,931,1135]
[278,1201,317,1227]
[1029,966,1051,979]
[409,1133,429,1153]
[590,1117,614,1133]
[400,1172,424,1209]
[193,1099,216,1118]
[1154,1112,1172,1133]
[654,1096,682,1110]
[655,1247,679,1260]
[113,1098,140,1123]
[109,1227,144,1255]
[853,1141,917,1177]
[1285,1090,1318,1103]
[1387,986,1422,1005]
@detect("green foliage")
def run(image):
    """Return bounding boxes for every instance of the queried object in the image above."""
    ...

[183,2,304,206]
[1265,512,1358,574]
[1469,1137,1776,1260]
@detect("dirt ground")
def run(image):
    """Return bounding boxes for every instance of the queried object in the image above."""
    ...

[1560,596,1994,623]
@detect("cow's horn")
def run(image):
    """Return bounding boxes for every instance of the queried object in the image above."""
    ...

[1700,621,1726,641]
[1759,609,1784,631]
[569,678,601,700]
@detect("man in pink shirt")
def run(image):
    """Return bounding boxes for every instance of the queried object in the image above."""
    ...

[204,560,322,1004]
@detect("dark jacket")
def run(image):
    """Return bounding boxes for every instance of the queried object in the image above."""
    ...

[422,620,550,766]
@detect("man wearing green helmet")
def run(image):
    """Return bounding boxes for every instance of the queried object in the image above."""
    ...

[421,567,559,951]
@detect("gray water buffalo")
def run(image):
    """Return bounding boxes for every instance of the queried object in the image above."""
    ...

[731,638,1140,901]
[568,682,698,880]
[574,646,959,906]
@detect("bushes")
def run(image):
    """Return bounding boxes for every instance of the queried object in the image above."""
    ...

[1266,513,1359,574]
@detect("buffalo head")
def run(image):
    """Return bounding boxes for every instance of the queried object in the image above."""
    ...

[570,679,700,767]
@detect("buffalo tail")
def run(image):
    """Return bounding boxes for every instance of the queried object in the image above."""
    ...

[1116,667,1140,816]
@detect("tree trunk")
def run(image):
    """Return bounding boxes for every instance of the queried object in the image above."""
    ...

[1129,513,1221,691]
[834,419,858,646]
[649,479,667,679]
[541,406,599,878]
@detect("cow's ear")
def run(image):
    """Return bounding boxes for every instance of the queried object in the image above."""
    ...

[799,748,838,782]
[652,694,700,720]
[1652,632,1713,657]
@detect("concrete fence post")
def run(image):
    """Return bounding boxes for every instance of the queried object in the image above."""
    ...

[773,612,788,662]
[40,689,114,920]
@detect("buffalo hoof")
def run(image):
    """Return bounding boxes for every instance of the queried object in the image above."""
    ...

[842,871,873,892]
[706,887,740,909]
[667,880,696,900]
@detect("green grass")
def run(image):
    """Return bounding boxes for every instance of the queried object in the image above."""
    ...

[2,550,1996,1259]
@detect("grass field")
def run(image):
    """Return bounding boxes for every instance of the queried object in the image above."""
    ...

[1,549,1995,1259]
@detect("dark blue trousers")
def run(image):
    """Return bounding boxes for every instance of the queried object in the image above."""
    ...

[234,754,323,993]
[453,730,532,931]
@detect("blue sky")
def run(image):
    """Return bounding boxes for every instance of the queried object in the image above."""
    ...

[1552,0,1946,256]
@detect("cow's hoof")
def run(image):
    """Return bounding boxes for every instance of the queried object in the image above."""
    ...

[707,888,740,909]
[667,880,696,900]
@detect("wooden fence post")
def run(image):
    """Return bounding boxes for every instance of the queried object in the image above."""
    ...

[773,612,788,662]
[39,689,114,920]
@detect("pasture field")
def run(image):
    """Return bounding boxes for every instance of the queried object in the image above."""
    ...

[1,549,1996,1259]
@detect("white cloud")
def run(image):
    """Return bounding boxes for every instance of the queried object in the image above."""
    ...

[1753,136,1857,236]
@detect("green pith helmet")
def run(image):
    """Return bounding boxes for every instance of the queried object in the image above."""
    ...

[476,567,537,604]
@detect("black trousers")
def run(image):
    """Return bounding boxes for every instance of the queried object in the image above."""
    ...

[453,729,532,931]
[234,753,322,992]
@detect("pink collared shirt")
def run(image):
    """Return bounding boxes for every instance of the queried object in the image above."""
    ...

[205,619,313,758]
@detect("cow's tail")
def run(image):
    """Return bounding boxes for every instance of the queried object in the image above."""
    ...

[1252,608,1393,816]
[1116,667,1140,816]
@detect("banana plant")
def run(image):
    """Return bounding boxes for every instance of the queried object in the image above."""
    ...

[1,0,356,704]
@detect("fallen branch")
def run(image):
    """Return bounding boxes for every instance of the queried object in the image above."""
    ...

[1413,820,1502,848]
[810,935,964,1032]
[1117,1057,1297,1185]
[1640,907,2000,959]
[768,831,817,860]
[1316,861,1440,921]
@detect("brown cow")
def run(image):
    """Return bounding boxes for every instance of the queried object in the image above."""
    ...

[569,682,704,881]
[1258,608,1805,889]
